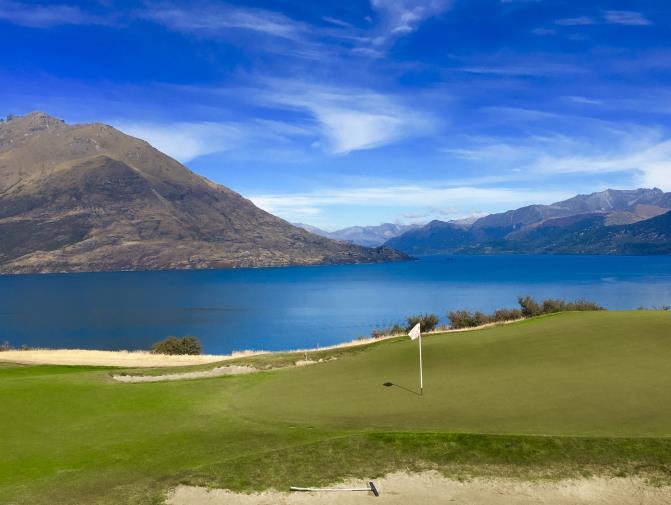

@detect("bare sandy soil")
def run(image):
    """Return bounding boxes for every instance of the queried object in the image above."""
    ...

[113,365,258,382]
[0,349,233,367]
[166,472,671,505]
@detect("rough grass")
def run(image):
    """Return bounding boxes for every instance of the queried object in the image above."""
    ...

[1,311,670,505]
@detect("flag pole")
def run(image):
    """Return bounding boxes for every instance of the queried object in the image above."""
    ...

[419,331,423,396]
[408,323,423,396]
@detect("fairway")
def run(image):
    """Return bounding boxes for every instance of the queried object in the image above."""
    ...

[1,311,670,504]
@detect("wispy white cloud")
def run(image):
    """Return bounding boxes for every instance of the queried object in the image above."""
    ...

[370,0,451,45]
[603,10,652,26]
[112,117,313,163]
[532,139,671,190]
[460,62,582,77]
[113,120,244,162]
[321,16,353,28]
[0,0,107,27]
[138,1,308,41]
[249,185,572,220]
[442,128,671,191]
[555,11,652,28]
[562,96,603,106]
[532,27,557,36]
[258,81,436,154]
[555,16,594,26]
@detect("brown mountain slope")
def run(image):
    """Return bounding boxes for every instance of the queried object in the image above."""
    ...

[0,112,408,274]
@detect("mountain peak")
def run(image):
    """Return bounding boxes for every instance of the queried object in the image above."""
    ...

[1,111,66,133]
[0,112,409,273]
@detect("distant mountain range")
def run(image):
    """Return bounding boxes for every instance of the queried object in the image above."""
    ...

[385,188,671,255]
[0,112,408,274]
[293,222,420,247]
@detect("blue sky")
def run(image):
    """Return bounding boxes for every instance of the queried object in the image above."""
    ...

[1,0,670,229]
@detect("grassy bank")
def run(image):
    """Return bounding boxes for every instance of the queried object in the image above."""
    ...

[1,311,670,504]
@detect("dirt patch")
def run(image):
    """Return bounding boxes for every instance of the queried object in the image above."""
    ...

[112,365,257,383]
[166,472,671,505]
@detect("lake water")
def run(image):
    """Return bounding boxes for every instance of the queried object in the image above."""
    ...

[1,255,670,354]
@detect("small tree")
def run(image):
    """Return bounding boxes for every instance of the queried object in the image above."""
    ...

[448,310,474,329]
[472,311,491,327]
[565,299,604,311]
[406,313,439,332]
[542,298,566,313]
[518,296,542,317]
[492,308,523,322]
[151,336,202,355]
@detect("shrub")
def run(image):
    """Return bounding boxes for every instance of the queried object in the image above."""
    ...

[518,296,603,316]
[472,311,490,327]
[371,323,405,339]
[542,298,566,313]
[518,296,543,317]
[0,341,12,352]
[564,299,604,311]
[447,310,476,329]
[406,313,439,332]
[492,308,523,322]
[151,336,202,355]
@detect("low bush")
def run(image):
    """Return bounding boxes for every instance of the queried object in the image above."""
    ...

[492,308,523,322]
[448,296,602,329]
[406,313,439,332]
[371,323,406,339]
[151,336,202,355]
[0,341,12,352]
[518,296,543,317]
[564,299,604,311]
[446,310,474,329]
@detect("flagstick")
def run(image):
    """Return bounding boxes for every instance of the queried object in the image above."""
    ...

[419,332,423,396]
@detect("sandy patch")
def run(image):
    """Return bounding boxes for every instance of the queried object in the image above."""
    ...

[0,349,232,367]
[166,472,671,505]
[112,365,257,383]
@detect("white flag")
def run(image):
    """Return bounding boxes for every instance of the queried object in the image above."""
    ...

[408,323,421,341]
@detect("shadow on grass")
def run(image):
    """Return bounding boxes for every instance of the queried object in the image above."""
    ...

[383,381,421,396]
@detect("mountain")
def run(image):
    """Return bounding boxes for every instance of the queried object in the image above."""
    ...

[294,222,419,247]
[0,112,408,274]
[386,188,671,255]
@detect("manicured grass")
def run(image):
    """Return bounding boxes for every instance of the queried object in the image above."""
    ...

[1,311,670,504]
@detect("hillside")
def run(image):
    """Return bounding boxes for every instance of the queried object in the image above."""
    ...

[386,188,671,255]
[0,112,407,274]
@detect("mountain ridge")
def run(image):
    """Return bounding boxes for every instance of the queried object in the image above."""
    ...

[385,188,671,255]
[0,112,409,274]
[293,222,419,247]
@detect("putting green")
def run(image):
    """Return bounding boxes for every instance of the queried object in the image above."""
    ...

[1,311,670,505]
[234,311,671,436]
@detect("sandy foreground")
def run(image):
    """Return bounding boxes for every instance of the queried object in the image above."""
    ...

[0,349,233,367]
[167,472,671,505]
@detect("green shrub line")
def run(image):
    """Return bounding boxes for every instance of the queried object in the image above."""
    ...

[371,296,605,337]
[151,335,203,355]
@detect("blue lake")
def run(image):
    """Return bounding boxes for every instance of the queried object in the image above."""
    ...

[1,255,670,354]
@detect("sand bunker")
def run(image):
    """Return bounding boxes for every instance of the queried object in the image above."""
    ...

[113,365,257,383]
[166,472,671,505]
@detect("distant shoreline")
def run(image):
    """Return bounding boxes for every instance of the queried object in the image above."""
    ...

[0,319,527,368]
